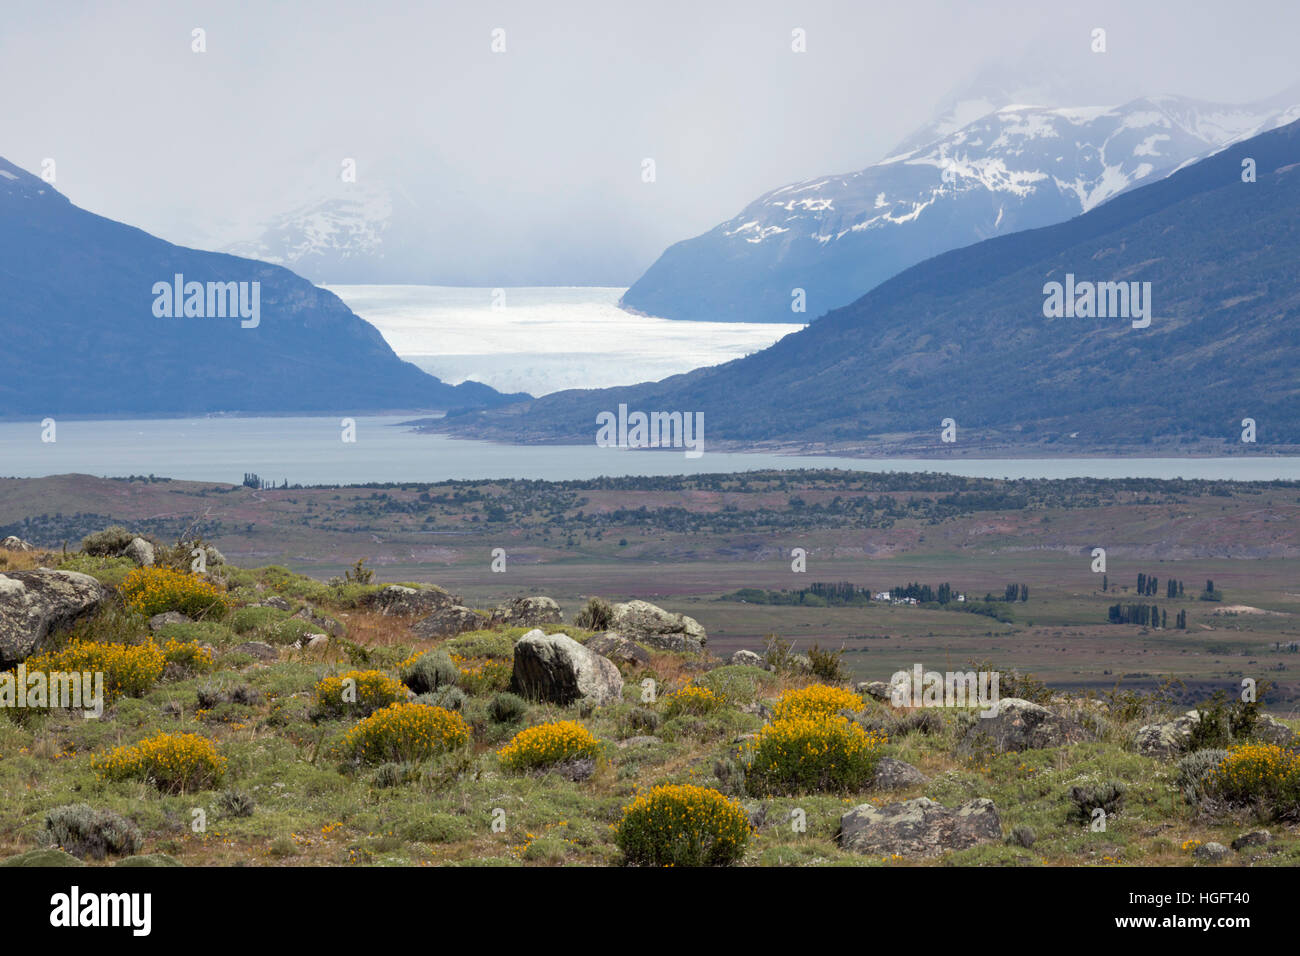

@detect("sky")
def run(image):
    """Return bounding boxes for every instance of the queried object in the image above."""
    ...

[2,0,1299,285]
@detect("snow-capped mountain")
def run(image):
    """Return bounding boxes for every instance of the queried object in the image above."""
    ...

[619,85,1300,324]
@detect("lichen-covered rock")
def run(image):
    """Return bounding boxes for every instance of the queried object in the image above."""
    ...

[512,629,623,706]
[491,596,563,628]
[1,536,34,552]
[839,797,1002,857]
[411,605,488,639]
[232,641,278,662]
[871,757,929,791]
[148,611,191,631]
[608,600,706,652]
[364,584,461,616]
[1253,714,1296,748]
[1193,841,1230,862]
[960,698,1090,753]
[1134,711,1203,758]
[0,569,106,666]
[730,649,766,668]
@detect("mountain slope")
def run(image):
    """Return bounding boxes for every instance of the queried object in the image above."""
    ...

[621,90,1300,324]
[434,118,1300,448]
[0,158,524,417]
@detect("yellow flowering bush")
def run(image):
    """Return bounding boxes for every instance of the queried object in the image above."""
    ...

[311,669,408,719]
[743,716,887,795]
[616,784,749,866]
[450,654,512,695]
[497,720,600,772]
[1206,743,1300,814]
[92,732,226,793]
[770,684,863,722]
[665,683,726,717]
[336,702,471,766]
[162,639,215,674]
[21,640,165,702]
[121,567,231,619]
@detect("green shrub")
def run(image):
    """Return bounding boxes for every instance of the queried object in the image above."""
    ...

[488,692,528,724]
[401,650,459,695]
[420,685,469,712]
[42,804,142,860]
[55,554,136,588]
[616,785,749,866]
[218,789,255,818]
[229,606,290,634]
[697,665,776,705]
[445,631,515,660]
[81,526,134,556]
[1068,781,1126,825]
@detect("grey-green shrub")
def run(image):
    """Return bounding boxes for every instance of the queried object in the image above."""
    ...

[401,650,458,694]
[81,526,135,557]
[421,685,468,712]
[1176,748,1231,805]
[42,804,142,860]
[218,789,255,818]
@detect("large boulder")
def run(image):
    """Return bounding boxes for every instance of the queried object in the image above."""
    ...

[608,600,706,653]
[512,629,623,706]
[730,649,766,668]
[411,605,488,639]
[1134,711,1203,758]
[586,633,651,667]
[491,596,563,628]
[0,570,106,666]
[1,536,34,552]
[871,757,929,791]
[960,698,1089,754]
[1253,714,1297,748]
[363,584,461,616]
[839,798,1002,858]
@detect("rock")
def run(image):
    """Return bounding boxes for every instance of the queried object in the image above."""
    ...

[730,649,766,668]
[839,797,1002,858]
[871,757,929,791]
[1231,830,1271,851]
[148,611,191,632]
[553,757,596,782]
[202,546,225,567]
[0,569,107,666]
[960,698,1089,754]
[586,633,651,667]
[859,681,892,701]
[0,848,86,867]
[258,596,292,611]
[364,584,461,616]
[1,536,34,551]
[1193,841,1230,862]
[231,641,278,662]
[617,736,660,749]
[608,599,706,653]
[1134,710,1202,758]
[491,596,563,628]
[1253,714,1296,747]
[291,606,344,636]
[511,629,623,706]
[411,605,487,639]
[305,633,329,648]
[121,536,155,567]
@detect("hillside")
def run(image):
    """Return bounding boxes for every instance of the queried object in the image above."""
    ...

[437,118,1300,449]
[621,90,1300,324]
[0,158,524,417]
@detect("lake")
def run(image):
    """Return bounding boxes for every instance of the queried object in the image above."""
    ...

[2,416,1298,485]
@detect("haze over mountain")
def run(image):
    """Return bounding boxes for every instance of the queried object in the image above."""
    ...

[0,157,522,417]
[432,117,1300,449]
[620,84,1300,324]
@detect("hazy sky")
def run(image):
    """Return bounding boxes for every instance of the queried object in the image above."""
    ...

[3,0,1298,284]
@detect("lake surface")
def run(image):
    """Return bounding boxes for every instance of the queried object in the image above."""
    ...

[324,284,804,397]
[2,416,1298,485]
